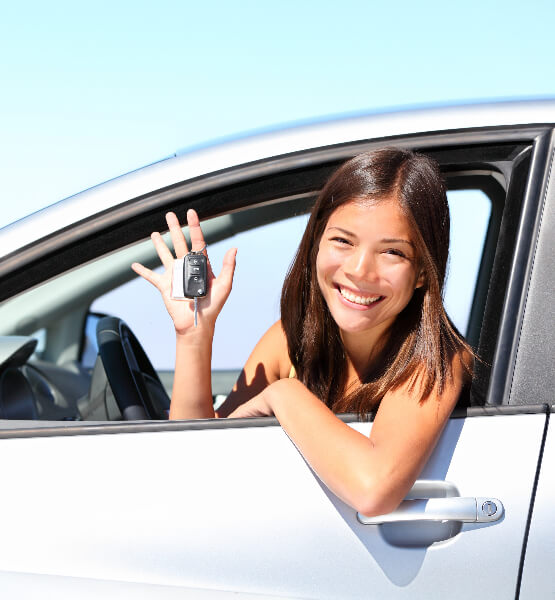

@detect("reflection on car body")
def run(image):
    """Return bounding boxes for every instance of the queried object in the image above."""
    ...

[0,100,554,598]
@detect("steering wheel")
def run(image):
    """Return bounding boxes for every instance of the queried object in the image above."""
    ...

[96,316,170,420]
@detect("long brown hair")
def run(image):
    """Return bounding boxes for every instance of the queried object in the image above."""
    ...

[280,148,472,416]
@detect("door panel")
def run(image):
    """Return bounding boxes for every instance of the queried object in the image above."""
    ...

[0,413,545,599]
[519,414,555,599]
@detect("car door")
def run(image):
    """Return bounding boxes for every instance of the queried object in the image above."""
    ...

[0,409,546,599]
[518,413,555,600]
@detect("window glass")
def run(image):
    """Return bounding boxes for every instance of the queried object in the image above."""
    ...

[444,189,492,334]
[90,190,491,372]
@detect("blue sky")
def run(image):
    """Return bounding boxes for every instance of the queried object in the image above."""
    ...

[1,0,554,227]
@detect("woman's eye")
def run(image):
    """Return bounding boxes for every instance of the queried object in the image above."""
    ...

[384,248,407,259]
[330,236,352,246]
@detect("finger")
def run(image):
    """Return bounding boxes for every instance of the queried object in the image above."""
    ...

[131,262,163,288]
[217,247,237,289]
[187,209,207,253]
[227,403,250,419]
[206,254,215,279]
[166,212,188,258]
[150,231,174,270]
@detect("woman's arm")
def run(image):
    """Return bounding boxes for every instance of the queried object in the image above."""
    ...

[132,210,237,419]
[229,354,466,516]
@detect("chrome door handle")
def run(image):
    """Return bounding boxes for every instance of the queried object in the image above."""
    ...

[357,496,504,525]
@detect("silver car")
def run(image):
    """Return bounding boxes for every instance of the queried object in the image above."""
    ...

[0,100,553,598]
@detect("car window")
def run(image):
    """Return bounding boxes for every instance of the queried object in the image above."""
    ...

[444,189,491,334]
[86,189,491,372]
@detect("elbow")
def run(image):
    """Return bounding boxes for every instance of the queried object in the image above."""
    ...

[348,479,405,518]
[353,496,401,519]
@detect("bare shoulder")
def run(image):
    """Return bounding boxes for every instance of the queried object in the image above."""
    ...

[249,320,291,379]
[216,320,290,417]
[372,348,470,446]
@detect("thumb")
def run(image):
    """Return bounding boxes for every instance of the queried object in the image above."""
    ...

[218,248,237,289]
[131,262,162,289]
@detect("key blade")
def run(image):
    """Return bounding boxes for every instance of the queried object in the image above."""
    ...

[194,297,198,327]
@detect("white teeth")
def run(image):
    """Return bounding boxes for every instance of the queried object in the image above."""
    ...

[339,287,381,306]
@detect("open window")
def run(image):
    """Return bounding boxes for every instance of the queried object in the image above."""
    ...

[86,184,494,401]
[0,133,539,425]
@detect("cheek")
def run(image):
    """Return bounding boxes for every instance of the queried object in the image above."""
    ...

[315,252,326,292]
[394,267,421,297]
[316,247,339,288]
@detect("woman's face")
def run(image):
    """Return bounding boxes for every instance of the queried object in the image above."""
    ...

[316,198,424,340]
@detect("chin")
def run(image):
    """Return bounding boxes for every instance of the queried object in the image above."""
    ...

[329,310,381,335]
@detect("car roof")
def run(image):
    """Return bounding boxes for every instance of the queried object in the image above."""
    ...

[2,98,555,258]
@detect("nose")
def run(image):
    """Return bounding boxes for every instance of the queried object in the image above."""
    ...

[345,248,379,283]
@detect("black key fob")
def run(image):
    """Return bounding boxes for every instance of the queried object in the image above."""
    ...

[183,252,207,299]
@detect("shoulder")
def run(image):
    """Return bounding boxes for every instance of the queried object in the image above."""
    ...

[216,321,291,417]
[243,320,291,381]
[258,320,292,379]
[380,347,470,425]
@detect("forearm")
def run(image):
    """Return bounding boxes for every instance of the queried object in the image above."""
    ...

[267,380,387,513]
[267,379,430,516]
[169,324,215,420]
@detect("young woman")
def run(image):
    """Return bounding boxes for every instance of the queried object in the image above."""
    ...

[132,148,472,517]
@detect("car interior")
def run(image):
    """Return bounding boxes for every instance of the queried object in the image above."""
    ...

[0,133,538,426]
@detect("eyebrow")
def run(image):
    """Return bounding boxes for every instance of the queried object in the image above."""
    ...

[381,237,415,247]
[327,227,414,247]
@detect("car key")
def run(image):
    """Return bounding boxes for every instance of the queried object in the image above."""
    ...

[183,250,207,327]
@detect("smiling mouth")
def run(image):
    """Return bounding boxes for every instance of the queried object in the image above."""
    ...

[338,286,383,306]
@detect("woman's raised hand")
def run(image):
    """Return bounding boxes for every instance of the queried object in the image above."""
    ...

[131,210,237,335]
